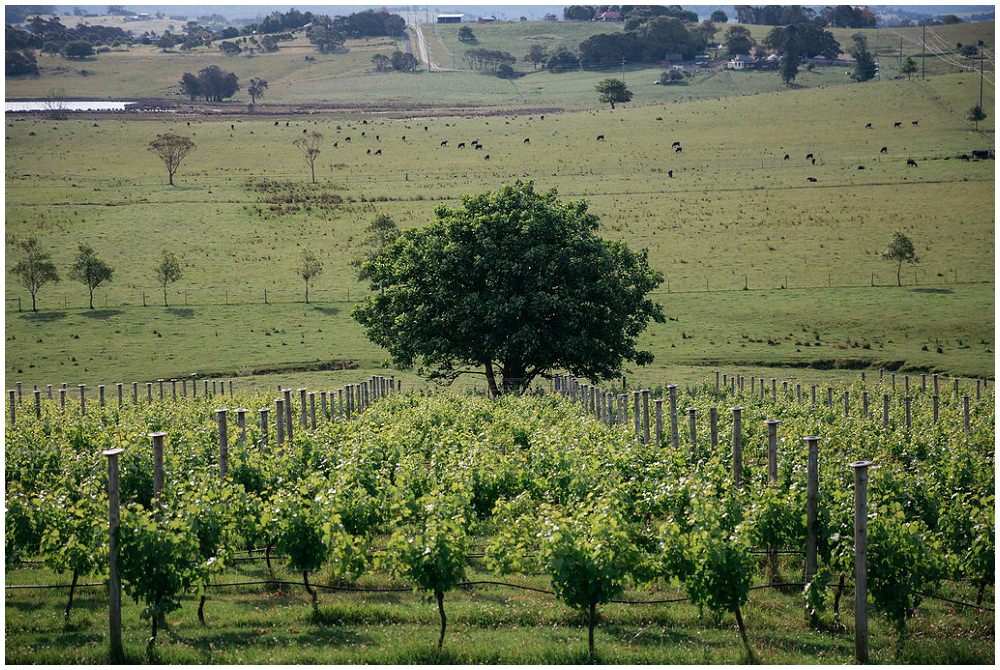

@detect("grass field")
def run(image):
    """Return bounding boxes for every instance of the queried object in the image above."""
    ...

[5,71,994,389]
[5,557,993,664]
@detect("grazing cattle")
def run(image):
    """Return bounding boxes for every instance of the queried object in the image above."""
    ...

[907,158,918,167]
[668,169,673,178]
[806,177,818,182]
[880,146,888,153]
[805,153,813,160]
[440,140,448,147]
[972,150,992,159]
[783,154,790,160]
[484,154,490,160]
[671,141,681,147]
[471,139,479,144]
[376,135,380,141]
[475,144,483,150]
[911,120,918,126]
[457,142,466,148]
[274,121,279,126]
[811,158,816,165]
[524,138,530,143]
[424,126,428,131]
[231,124,235,130]
[596,135,605,141]
[402,135,406,141]
[674,146,683,153]
[333,142,338,147]
[366,149,371,155]
[865,122,872,128]
[362,120,368,125]
[375,149,382,155]
[285,122,290,127]
[894,121,902,127]
[345,137,351,142]
[540,115,545,120]
[960,154,971,161]
[303,129,307,134]
[361,131,366,137]
[858,165,865,170]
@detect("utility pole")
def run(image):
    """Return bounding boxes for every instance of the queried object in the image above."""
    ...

[979,47,985,110]
[621,57,626,84]
[922,23,926,79]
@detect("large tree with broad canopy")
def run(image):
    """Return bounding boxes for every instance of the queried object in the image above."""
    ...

[352,181,665,395]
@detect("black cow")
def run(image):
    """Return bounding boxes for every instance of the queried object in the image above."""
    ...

[484,154,490,160]
[440,140,448,147]
[668,169,673,178]
[366,149,371,155]
[857,165,865,170]
[880,146,888,153]
[345,137,351,142]
[671,141,681,147]
[375,149,382,155]
[894,121,902,127]
[361,131,366,137]
[596,135,605,141]
[911,120,918,126]
[784,154,790,160]
[376,135,380,141]
[960,154,971,161]
[865,122,872,128]
[457,142,465,148]
[231,124,235,130]
[811,158,816,165]
[401,135,406,141]
[807,177,818,182]
[333,142,338,147]
[475,144,483,150]
[524,138,530,144]
[805,153,814,160]
[674,146,683,153]
[274,121,279,126]
[907,158,918,167]
[286,122,290,127]
[362,120,368,125]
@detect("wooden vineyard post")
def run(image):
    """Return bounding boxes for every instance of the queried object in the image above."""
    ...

[147,383,153,404]
[771,378,777,402]
[953,377,959,397]
[849,460,873,664]
[810,384,816,407]
[132,382,138,404]
[804,436,821,625]
[922,374,927,393]
[751,377,756,395]
[275,399,285,446]
[320,391,328,422]
[641,389,650,445]
[33,388,41,420]
[879,367,884,383]
[309,392,317,430]
[283,389,294,440]
[60,387,66,410]
[116,383,123,408]
[783,380,788,395]
[79,384,87,417]
[259,408,270,450]
[933,373,939,395]
[654,399,663,445]
[843,391,849,417]
[617,393,627,427]
[731,407,743,489]
[345,385,353,421]
[668,384,679,450]
[891,373,896,394]
[204,380,209,397]
[216,409,228,481]
[150,432,165,501]
[687,408,697,461]
[826,387,833,408]
[158,379,165,400]
[181,379,186,398]
[8,389,15,426]
[191,374,197,398]
[933,394,939,424]
[766,419,781,581]
[905,396,911,431]
[299,388,307,428]
[796,383,802,402]
[862,390,869,418]
[103,447,125,662]
[170,379,176,401]
[882,394,889,428]
[963,395,970,434]
[976,379,981,400]
[715,370,720,391]
[632,391,640,438]
[235,408,247,446]
[709,406,718,452]
[47,383,53,400]
[904,375,909,396]
[229,380,234,396]
[16,381,22,403]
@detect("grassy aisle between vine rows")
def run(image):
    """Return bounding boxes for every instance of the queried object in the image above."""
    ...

[5,559,993,664]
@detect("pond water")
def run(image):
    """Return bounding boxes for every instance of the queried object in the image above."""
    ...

[5,100,137,112]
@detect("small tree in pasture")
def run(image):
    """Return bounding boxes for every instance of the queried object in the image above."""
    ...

[595,78,632,109]
[12,237,60,312]
[371,53,391,71]
[69,243,114,310]
[881,231,919,286]
[900,56,917,79]
[967,105,987,130]
[525,44,548,69]
[152,250,183,307]
[458,26,476,43]
[293,131,323,184]
[247,77,268,105]
[148,133,196,186]
[353,213,399,282]
[298,250,323,303]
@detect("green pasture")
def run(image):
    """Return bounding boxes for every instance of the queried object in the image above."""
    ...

[5,72,995,388]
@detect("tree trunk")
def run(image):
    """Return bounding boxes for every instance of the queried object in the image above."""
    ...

[310,163,316,184]
[168,169,174,186]
[976,581,986,607]
[64,568,78,620]
[588,601,596,659]
[265,543,275,581]
[163,283,168,307]
[897,261,902,286]
[30,290,37,312]
[198,594,207,624]
[88,286,95,309]
[610,100,615,109]
[436,590,446,652]
[734,606,752,657]
[305,281,309,304]
[484,362,499,397]
[833,573,846,621]
[303,570,318,607]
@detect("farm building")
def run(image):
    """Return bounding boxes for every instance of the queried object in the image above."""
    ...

[595,11,621,22]
[726,54,754,70]
[477,17,497,24]
[437,14,463,24]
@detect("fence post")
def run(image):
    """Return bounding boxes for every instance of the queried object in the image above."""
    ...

[751,377,756,395]
[654,398,663,445]
[103,447,125,662]
[34,388,41,420]
[811,385,816,406]
[216,409,228,481]
[181,379,187,398]
[849,460,873,664]
[953,377,959,397]
[116,383,123,408]
[641,389,650,445]
[146,382,153,404]
[922,373,927,393]
[338,388,344,421]
[771,378,777,402]
[709,406,718,452]
[158,379,165,400]
[862,390,869,418]
[976,378,981,400]
[904,375,909,396]
[632,391,640,437]
[259,407,270,450]
[309,392,317,430]
[132,382,138,404]
[826,386,833,408]
[796,383,802,402]
[99,384,106,408]
[882,394,889,428]
[905,396,911,431]
[283,389,294,439]
[804,435,821,625]
[933,373,939,395]
[668,384,679,450]
[275,399,285,446]
[320,391,328,421]
[150,432,165,501]
[47,384,53,400]
[731,407,743,489]
[79,384,86,416]
[229,380,234,396]
[298,388,307,427]
[962,394,970,434]
[686,407,697,458]
[235,408,247,446]
[204,380,209,397]
[16,381,22,403]
[345,385,353,421]
[932,394,939,424]
[843,390,849,417]
[891,373,896,393]
[192,374,197,398]
[8,389,15,426]
[715,370,720,391]
[60,387,66,410]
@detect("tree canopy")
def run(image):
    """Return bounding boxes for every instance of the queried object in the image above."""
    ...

[152,250,182,307]
[148,134,196,186]
[595,78,633,109]
[849,34,877,82]
[724,25,754,55]
[352,181,665,395]
[69,244,113,310]
[12,237,60,312]
[179,66,240,102]
[881,231,919,286]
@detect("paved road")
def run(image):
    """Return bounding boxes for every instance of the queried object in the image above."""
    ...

[402,13,439,71]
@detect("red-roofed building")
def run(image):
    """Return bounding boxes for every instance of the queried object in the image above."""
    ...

[595,11,621,22]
